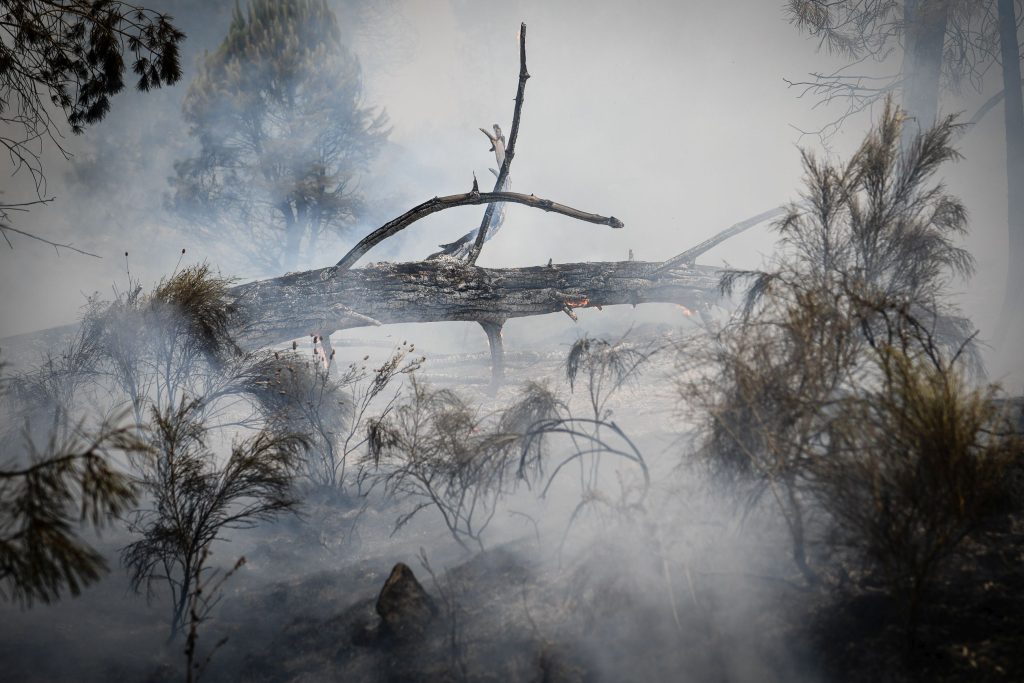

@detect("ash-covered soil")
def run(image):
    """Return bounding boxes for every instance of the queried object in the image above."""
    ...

[1,323,1021,683]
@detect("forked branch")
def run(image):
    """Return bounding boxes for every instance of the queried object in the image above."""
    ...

[467,22,530,265]
[333,189,622,273]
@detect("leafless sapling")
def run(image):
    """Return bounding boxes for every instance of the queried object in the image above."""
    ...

[122,400,305,636]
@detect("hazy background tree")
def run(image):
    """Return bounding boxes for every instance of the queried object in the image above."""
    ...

[169,0,389,274]
[786,0,1023,338]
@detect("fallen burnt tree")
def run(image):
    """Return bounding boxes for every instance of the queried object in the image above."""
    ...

[229,23,781,387]
[0,188,778,382]
[0,22,781,386]
[232,256,728,381]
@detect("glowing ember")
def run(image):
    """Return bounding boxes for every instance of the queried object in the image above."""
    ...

[564,297,589,308]
[676,304,694,317]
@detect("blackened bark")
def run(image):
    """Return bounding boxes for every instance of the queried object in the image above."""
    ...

[231,258,724,351]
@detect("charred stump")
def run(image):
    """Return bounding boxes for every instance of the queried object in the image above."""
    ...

[375,563,438,641]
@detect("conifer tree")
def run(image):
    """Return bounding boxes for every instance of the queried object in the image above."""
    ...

[170,0,388,273]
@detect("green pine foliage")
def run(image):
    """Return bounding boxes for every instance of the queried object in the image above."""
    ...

[0,0,184,246]
[0,412,143,607]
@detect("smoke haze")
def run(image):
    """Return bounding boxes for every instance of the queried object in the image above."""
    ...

[1,2,1022,682]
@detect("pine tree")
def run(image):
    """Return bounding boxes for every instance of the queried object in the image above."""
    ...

[170,0,389,273]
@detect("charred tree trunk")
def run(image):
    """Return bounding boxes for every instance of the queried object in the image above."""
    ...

[231,258,725,352]
[281,203,301,273]
[0,257,732,377]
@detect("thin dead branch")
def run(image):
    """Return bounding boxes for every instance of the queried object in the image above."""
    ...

[333,189,622,273]
[0,221,100,258]
[656,206,788,272]
[467,22,530,265]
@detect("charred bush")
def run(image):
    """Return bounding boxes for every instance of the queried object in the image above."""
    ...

[251,341,421,492]
[364,377,511,551]
[91,263,256,427]
[686,99,981,587]
[122,400,305,635]
[813,329,1022,634]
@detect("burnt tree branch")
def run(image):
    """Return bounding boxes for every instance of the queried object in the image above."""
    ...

[656,206,787,271]
[467,22,530,265]
[478,320,506,389]
[430,128,511,259]
[333,190,622,273]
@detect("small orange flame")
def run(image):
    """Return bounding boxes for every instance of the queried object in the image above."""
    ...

[565,297,589,308]
[676,304,694,317]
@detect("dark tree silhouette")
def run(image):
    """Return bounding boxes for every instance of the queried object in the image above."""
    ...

[0,0,184,249]
[996,0,1024,335]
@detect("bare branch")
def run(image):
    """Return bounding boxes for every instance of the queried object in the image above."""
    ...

[332,189,622,273]
[466,22,530,265]
[0,222,101,258]
[655,206,788,272]
[966,78,1024,128]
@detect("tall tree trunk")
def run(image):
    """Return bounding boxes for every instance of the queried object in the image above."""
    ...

[998,0,1024,337]
[306,217,322,266]
[900,0,951,138]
